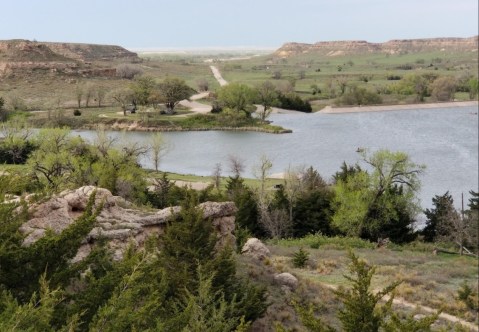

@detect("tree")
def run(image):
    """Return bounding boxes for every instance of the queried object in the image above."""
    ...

[109,87,134,116]
[468,77,478,99]
[131,75,156,106]
[422,192,455,242]
[211,163,222,190]
[157,77,193,114]
[217,83,256,117]
[75,83,83,108]
[335,251,400,332]
[95,86,107,107]
[84,83,94,108]
[332,150,424,242]
[149,132,168,173]
[0,96,6,121]
[116,63,142,79]
[430,76,456,101]
[255,81,279,121]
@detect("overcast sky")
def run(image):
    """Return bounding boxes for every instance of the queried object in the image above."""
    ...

[1,0,477,50]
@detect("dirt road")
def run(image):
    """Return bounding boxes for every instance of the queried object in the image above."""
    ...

[210,65,228,86]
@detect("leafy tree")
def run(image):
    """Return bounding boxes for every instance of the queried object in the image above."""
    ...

[332,171,372,237]
[217,83,257,117]
[336,86,382,106]
[131,75,156,106]
[333,150,424,242]
[392,74,430,101]
[468,77,478,99]
[156,77,193,114]
[430,76,456,101]
[255,81,279,121]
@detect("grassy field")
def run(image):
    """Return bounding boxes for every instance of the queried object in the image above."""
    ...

[264,235,479,329]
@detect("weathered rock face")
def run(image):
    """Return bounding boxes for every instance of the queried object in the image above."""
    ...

[241,238,271,260]
[0,39,139,77]
[274,36,479,57]
[19,186,237,261]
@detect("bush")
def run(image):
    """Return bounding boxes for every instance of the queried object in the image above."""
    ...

[73,109,81,116]
[292,247,309,268]
[278,93,312,112]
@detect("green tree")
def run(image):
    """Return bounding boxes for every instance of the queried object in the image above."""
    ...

[218,83,257,117]
[255,81,279,121]
[430,76,456,101]
[156,77,193,114]
[335,251,400,332]
[422,191,455,242]
[131,75,156,106]
[468,77,478,99]
[333,150,424,242]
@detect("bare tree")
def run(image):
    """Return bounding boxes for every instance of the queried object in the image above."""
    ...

[109,88,134,116]
[150,133,169,173]
[84,83,94,108]
[228,155,245,178]
[283,165,305,223]
[259,208,291,239]
[439,206,476,255]
[96,86,107,107]
[94,125,117,158]
[252,154,273,203]
[75,83,83,108]
[211,163,222,189]
[116,64,142,79]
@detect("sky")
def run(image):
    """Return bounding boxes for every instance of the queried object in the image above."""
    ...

[1,0,478,50]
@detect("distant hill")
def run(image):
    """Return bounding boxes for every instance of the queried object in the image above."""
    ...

[0,39,140,77]
[274,36,479,57]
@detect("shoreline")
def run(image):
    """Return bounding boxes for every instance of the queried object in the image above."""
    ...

[319,101,478,114]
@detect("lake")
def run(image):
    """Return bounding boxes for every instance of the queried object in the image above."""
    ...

[75,106,478,211]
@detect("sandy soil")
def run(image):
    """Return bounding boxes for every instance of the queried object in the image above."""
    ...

[319,101,478,114]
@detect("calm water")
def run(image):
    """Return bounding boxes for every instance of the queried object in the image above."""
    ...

[75,106,478,211]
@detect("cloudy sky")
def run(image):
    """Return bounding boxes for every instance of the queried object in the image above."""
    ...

[2,0,477,49]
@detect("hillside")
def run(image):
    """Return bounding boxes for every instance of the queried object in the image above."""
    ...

[0,39,140,77]
[275,36,479,57]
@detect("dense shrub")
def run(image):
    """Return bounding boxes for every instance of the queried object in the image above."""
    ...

[277,93,312,112]
[0,139,37,164]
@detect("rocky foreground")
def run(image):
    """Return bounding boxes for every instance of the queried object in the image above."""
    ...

[19,186,237,262]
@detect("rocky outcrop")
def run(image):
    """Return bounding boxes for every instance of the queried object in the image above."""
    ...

[241,238,271,260]
[0,39,139,77]
[19,186,237,261]
[274,36,479,57]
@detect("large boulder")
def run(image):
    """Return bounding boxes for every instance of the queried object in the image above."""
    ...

[241,238,271,260]
[274,272,298,290]
[19,186,237,261]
